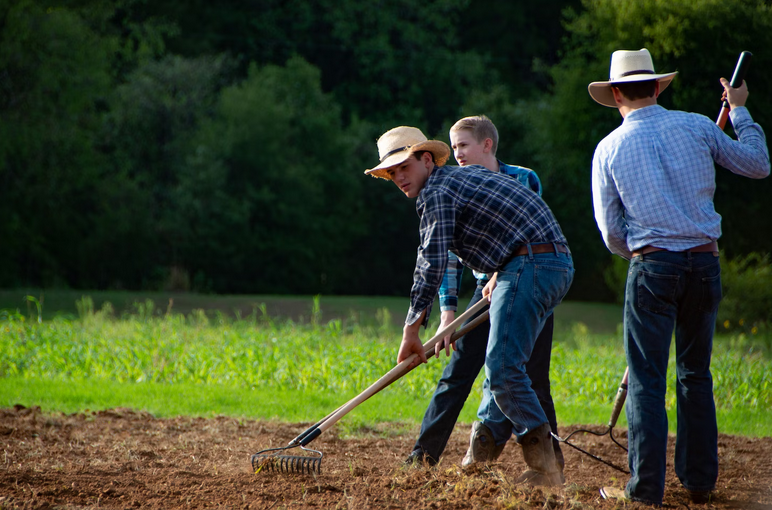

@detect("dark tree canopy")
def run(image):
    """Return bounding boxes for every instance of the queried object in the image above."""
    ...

[1,0,770,300]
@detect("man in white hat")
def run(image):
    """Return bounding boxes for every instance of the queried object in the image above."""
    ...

[589,48,770,506]
[365,126,574,486]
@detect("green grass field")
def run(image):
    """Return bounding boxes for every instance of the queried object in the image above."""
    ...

[1,291,770,437]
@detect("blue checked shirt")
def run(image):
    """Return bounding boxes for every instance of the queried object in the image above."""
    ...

[438,162,543,312]
[406,165,566,326]
[593,105,770,260]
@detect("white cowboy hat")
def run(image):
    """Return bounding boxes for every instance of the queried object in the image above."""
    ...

[588,48,678,107]
[365,126,451,180]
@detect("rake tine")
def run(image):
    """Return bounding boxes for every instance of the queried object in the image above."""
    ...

[251,445,323,475]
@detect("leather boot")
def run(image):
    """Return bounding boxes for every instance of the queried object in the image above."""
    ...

[461,422,505,468]
[515,423,564,486]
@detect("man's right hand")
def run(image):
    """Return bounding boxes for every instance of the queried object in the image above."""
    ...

[435,310,457,358]
[399,314,428,369]
[721,77,749,109]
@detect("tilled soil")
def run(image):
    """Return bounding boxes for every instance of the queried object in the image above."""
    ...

[1,405,770,509]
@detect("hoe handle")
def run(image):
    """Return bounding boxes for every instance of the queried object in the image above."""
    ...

[608,367,629,428]
[716,51,753,129]
[300,298,490,446]
[290,308,490,446]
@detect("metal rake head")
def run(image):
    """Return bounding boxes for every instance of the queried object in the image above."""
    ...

[251,446,323,475]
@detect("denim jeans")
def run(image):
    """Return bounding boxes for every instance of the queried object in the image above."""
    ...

[479,249,573,441]
[412,281,560,462]
[624,251,721,505]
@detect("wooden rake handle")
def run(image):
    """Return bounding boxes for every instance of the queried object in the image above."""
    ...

[290,306,489,446]
[297,298,490,446]
[607,366,629,428]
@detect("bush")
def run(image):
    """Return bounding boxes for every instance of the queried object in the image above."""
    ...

[602,251,772,336]
[603,255,629,305]
[718,252,772,334]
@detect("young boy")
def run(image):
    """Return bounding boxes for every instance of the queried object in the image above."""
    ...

[405,116,563,479]
[364,125,573,486]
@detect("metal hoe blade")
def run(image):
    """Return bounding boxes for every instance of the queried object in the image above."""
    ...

[553,367,630,474]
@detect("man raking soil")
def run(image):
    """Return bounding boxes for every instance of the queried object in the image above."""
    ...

[365,126,574,486]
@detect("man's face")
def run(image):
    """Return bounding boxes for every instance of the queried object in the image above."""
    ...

[386,153,433,198]
[450,129,487,166]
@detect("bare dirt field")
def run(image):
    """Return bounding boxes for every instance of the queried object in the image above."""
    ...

[1,405,770,509]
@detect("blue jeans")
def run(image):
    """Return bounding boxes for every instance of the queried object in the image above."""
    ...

[479,249,573,442]
[624,251,721,505]
[412,283,559,461]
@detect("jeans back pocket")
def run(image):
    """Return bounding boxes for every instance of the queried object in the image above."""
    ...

[637,269,679,314]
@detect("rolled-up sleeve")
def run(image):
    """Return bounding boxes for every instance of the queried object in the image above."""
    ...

[438,251,463,312]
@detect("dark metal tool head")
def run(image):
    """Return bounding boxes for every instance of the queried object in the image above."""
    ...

[251,445,323,475]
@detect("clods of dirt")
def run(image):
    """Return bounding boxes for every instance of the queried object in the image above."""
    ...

[1,405,770,509]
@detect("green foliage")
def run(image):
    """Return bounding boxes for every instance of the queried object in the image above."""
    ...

[177,56,372,293]
[718,252,772,337]
[0,0,180,289]
[2,0,771,301]
[603,255,630,304]
[597,251,772,339]
[0,0,115,286]
[530,0,772,299]
[98,53,236,289]
[1,304,769,415]
[139,0,492,131]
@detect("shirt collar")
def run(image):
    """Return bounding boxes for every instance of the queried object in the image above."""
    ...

[624,104,666,123]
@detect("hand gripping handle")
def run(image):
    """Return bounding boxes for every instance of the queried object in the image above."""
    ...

[716,51,753,129]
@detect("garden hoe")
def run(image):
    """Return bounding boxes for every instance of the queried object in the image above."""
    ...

[552,367,630,473]
[251,299,490,475]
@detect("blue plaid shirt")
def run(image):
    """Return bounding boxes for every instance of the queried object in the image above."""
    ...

[438,162,543,312]
[406,164,566,326]
[592,105,770,259]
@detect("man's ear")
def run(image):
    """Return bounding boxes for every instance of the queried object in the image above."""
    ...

[611,86,624,105]
[483,138,494,153]
[422,151,434,168]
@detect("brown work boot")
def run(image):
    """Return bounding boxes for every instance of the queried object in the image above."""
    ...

[515,423,564,486]
[461,422,505,468]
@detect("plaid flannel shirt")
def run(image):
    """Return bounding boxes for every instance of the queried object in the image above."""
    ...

[438,163,543,312]
[592,105,770,259]
[406,164,566,326]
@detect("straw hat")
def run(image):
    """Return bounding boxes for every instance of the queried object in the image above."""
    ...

[588,48,677,107]
[365,126,451,180]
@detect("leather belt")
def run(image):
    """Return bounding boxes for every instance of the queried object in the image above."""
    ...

[632,241,719,258]
[511,243,570,257]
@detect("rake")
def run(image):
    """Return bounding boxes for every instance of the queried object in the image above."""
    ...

[552,367,630,473]
[251,299,491,475]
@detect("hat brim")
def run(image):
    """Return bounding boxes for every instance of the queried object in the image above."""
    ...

[365,140,451,180]
[588,72,677,108]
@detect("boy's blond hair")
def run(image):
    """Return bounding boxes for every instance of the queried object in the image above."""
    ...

[450,115,499,156]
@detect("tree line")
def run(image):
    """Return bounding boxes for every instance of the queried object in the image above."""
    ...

[1,0,771,301]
